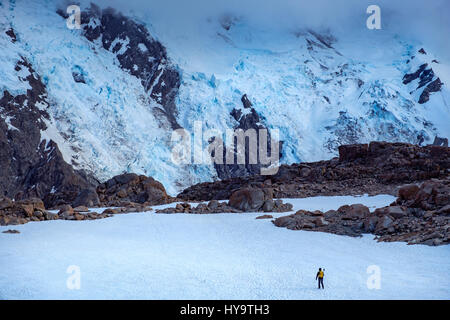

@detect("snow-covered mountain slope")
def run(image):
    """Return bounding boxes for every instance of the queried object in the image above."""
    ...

[1,0,449,195]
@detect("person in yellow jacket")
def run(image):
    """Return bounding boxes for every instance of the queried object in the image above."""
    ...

[316,268,325,289]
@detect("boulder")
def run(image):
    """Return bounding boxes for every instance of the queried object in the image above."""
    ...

[363,216,379,233]
[44,211,58,220]
[376,215,394,231]
[256,215,273,219]
[207,200,219,211]
[102,208,119,215]
[228,188,271,211]
[338,204,370,220]
[58,205,74,216]
[16,198,45,217]
[72,188,100,208]
[2,229,20,234]
[314,217,329,227]
[97,174,169,206]
[73,206,90,212]
[0,197,13,210]
[398,184,419,201]
[385,206,407,219]
[73,213,85,221]
[18,204,34,217]
[262,199,274,212]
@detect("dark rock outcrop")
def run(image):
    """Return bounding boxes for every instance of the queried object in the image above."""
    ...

[228,188,271,211]
[419,78,443,104]
[72,71,86,84]
[2,229,20,234]
[97,173,171,206]
[155,196,293,214]
[0,197,113,226]
[72,188,100,208]
[5,28,17,43]
[178,142,450,201]
[156,201,242,214]
[213,94,283,179]
[0,57,96,208]
[273,177,450,246]
[57,4,181,129]
[402,57,443,104]
[0,197,52,225]
[432,136,448,147]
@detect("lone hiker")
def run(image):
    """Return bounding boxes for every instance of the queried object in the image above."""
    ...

[316,268,324,289]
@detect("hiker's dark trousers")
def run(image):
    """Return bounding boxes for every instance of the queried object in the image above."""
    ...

[318,278,324,289]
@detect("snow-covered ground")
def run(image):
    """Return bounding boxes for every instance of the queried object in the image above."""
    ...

[1,194,449,300]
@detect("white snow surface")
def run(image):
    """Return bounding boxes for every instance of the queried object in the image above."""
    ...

[1,194,449,300]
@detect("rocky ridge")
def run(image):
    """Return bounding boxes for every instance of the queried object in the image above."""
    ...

[178,142,450,201]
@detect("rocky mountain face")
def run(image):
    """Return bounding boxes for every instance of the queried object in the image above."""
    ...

[178,142,450,201]
[402,49,443,104]
[214,94,283,179]
[57,4,181,129]
[1,3,183,207]
[0,56,95,208]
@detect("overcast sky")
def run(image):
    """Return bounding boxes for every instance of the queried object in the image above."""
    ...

[74,0,449,59]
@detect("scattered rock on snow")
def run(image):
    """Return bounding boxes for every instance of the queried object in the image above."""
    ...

[273,177,450,246]
[256,215,273,219]
[2,229,20,234]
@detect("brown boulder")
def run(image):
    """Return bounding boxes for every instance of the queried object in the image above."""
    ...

[58,205,74,215]
[72,188,100,208]
[13,198,46,217]
[338,204,370,220]
[102,208,119,215]
[363,215,379,233]
[0,197,13,210]
[18,204,34,217]
[73,206,90,212]
[398,184,419,201]
[376,215,394,231]
[385,206,407,219]
[97,174,169,206]
[228,188,271,212]
[256,215,273,219]
[73,213,85,221]
[314,216,329,227]
[44,211,58,220]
